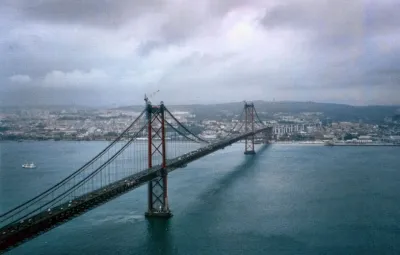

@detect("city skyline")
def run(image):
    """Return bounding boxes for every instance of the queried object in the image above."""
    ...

[1,0,400,106]
[1,99,400,109]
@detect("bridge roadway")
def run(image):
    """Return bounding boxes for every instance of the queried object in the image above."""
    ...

[0,127,271,253]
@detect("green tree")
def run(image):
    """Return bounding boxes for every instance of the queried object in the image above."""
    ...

[343,133,356,140]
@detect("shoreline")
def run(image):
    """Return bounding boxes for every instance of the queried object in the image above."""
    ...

[2,140,399,147]
[325,143,400,147]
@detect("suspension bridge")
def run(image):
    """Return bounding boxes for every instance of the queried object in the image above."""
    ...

[0,101,272,253]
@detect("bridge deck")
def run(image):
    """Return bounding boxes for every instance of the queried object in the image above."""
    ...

[0,127,271,253]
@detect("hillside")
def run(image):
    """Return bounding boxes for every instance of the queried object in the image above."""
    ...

[116,101,400,124]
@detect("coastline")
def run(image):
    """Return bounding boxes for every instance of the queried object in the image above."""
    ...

[2,139,399,147]
[325,143,400,147]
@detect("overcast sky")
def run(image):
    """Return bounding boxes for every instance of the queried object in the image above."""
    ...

[1,0,399,106]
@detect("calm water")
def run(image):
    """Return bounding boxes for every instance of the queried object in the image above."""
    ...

[1,141,400,255]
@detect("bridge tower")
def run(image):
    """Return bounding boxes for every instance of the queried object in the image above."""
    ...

[262,127,273,144]
[244,102,256,155]
[145,101,172,218]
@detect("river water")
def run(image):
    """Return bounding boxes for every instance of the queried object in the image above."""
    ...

[1,141,400,254]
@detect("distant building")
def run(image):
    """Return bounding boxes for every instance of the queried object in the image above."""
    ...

[389,136,400,142]
[323,134,335,140]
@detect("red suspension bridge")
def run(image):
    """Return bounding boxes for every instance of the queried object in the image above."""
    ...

[0,101,272,253]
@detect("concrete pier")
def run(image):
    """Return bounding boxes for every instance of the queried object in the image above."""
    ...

[145,210,173,218]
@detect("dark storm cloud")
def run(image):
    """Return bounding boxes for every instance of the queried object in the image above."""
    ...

[4,0,269,54]
[259,0,400,93]
[5,0,257,27]
[1,0,207,59]
[137,1,266,52]
[364,0,400,35]
[261,0,366,50]
[0,35,104,79]
[261,0,400,43]
[1,0,400,106]
[4,0,165,28]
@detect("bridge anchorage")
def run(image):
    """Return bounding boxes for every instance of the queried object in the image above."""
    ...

[144,101,172,218]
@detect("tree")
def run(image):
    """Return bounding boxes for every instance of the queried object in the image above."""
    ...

[343,133,356,140]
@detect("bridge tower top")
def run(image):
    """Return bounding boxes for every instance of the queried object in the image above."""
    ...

[145,101,165,118]
[244,101,254,108]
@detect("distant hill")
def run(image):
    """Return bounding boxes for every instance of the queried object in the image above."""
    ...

[116,101,400,124]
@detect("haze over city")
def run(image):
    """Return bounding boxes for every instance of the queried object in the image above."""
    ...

[1,0,399,107]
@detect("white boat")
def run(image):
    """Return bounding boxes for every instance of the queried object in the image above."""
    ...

[22,163,36,169]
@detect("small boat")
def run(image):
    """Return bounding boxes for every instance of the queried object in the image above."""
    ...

[22,163,36,169]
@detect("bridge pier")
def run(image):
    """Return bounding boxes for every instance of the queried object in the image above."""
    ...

[145,102,173,219]
[244,149,256,155]
[145,169,172,218]
[244,102,256,155]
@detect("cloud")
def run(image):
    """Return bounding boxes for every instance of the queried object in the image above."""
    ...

[9,74,31,83]
[1,0,400,106]
[42,69,110,87]
[260,0,400,52]
[5,0,165,28]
